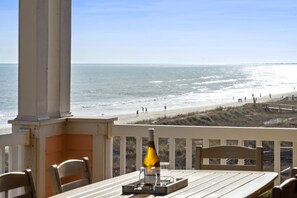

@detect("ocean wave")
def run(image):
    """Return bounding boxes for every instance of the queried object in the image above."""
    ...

[149,78,195,84]
[197,88,209,92]
[192,79,237,85]
[81,105,96,109]
[149,81,163,84]
[233,83,250,88]
[177,83,188,87]
[175,78,190,82]
[200,75,220,79]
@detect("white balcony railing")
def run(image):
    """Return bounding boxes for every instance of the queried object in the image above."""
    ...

[1,122,296,196]
[113,124,297,184]
[0,129,30,197]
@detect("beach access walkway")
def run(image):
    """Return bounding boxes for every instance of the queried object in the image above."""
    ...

[264,103,297,112]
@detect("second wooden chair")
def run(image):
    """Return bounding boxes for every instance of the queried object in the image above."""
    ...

[48,157,92,195]
[195,145,263,171]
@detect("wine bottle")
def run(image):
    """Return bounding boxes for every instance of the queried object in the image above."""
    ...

[143,128,160,185]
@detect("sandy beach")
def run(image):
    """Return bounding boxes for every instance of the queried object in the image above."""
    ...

[115,91,297,124]
[0,91,296,133]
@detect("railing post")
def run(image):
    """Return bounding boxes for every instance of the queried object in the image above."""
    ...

[238,139,244,165]
[274,141,281,185]
[0,147,5,174]
[293,142,297,168]
[256,140,262,147]
[221,139,227,165]
[120,136,126,175]
[0,147,5,198]
[203,139,209,165]
[169,137,175,169]
[136,137,142,170]
[186,138,192,169]
[155,136,159,154]
[105,137,113,179]
[105,122,114,179]
[8,146,18,197]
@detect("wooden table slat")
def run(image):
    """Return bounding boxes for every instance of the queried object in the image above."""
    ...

[221,172,278,198]
[163,172,225,198]
[201,172,264,198]
[170,172,240,198]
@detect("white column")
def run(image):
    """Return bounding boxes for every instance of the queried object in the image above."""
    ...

[18,0,49,121]
[18,0,71,121]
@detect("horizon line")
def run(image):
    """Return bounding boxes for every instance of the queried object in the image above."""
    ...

[1,62,297,66]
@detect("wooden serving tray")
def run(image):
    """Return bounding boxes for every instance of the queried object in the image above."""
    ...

[122,178,188,195]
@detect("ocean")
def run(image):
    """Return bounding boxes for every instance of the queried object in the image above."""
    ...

[0,63,296,129]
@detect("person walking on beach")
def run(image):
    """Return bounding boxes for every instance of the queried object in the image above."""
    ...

[164,105,167,111]
[136,110,139,116]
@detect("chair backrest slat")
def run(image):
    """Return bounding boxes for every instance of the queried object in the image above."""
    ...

[61,178,90,192]
[58,160,88,178]
[195,145,263,171]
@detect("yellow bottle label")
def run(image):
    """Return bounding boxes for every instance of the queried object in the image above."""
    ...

[144,142,160,170]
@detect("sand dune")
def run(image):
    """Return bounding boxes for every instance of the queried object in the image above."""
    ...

[115,91,297,124]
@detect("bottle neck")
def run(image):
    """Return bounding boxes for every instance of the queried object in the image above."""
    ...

[148,129,154,141]
[148,130,157,151]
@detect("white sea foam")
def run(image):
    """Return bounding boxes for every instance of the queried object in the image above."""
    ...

[149,80,163,83]
[192,79,237,85]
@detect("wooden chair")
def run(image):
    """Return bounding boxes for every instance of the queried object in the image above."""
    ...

[195,145,263,171]
[48,157,92,195]
[271,177,297,198]
[0,169,36,198]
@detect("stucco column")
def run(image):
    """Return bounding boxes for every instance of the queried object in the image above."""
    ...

[17,0,71,121]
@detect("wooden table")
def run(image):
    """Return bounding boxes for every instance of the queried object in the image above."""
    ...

[49,170,278,198]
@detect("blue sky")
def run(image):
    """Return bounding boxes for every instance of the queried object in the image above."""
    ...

[0,0,297,64]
